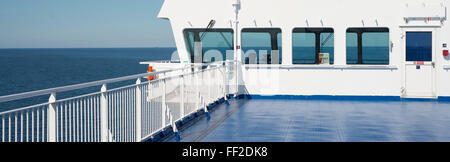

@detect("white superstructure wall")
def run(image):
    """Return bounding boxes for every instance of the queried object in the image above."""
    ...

[158,0,449,97]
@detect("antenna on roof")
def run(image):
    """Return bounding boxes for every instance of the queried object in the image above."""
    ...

[232,0,241,50]
[233,0,241,13]
[200,20,216,40]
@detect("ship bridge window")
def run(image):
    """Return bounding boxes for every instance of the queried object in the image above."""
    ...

[292,28,334,64]
[346,28,390,65]
[241,28,282,64]
[183,28,234,63]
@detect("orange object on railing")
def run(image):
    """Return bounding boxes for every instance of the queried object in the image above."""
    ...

[147,66,155,80]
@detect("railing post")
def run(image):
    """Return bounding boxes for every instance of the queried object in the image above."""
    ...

[196,68,200,110]
[223,63,228,98]
[162,76,166,129]
[135,78,142,142]
[223,65,227,100]
[100,84,108,142]
[218,68,222,100]
[180,71,185,118]
[48,93,56,142]
[235,61,239,97]
[208,68,212,103]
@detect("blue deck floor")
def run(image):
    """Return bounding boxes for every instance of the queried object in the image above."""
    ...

[165,97,450,142]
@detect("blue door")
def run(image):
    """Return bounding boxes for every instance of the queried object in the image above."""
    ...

[404,31,435,98]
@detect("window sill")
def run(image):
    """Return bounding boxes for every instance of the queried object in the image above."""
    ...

[333,65,398,69]
[244,64,398,70]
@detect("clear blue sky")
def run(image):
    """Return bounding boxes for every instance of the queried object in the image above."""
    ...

[0,0,175,48]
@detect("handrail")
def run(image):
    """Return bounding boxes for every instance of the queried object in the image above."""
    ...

[0,60,236,103]
[0,69,175,103]
[0,102,50,116]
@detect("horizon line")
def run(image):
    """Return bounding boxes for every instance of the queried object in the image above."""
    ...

[0,46,177,49]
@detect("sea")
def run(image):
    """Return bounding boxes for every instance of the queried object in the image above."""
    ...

[0,48,176,111]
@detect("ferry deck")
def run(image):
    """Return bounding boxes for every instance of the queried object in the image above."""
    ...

[163,97,450,142]
[1,0,450,142]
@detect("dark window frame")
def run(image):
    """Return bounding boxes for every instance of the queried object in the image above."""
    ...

[183,28,234,63]
[292,28,334,64]
[346,27,390,65]
[241,28,283,64]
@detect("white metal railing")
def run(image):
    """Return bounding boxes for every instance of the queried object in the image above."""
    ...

[0,61,237,142]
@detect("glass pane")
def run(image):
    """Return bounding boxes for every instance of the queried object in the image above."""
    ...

[277,33,283,64]
[241,29,282,64]
[320,32,334,64]
[183,29,234,63]
[346,33,358,64]
[242,32,272,51]
[292,33,316,64]
[242,32,271,64]
[362,32,389,64]
[200,31,234,62]
[183,32,195,62]
[406,32,432,61]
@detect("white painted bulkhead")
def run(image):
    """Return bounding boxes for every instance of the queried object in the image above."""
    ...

[157,0,449,98]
